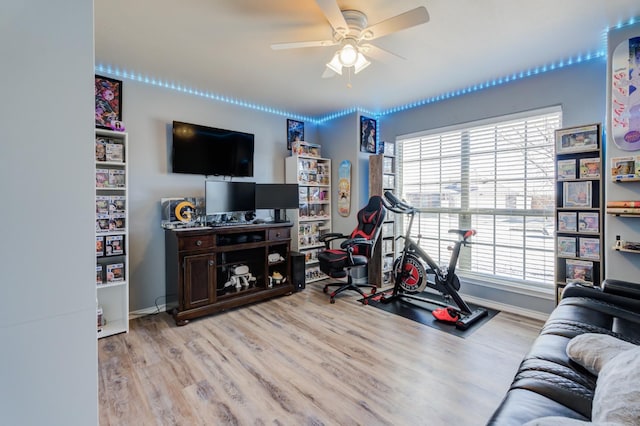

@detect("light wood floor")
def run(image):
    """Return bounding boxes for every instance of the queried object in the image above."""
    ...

[98,284,544,426]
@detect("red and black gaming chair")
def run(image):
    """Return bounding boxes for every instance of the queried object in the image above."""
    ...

[318,195,386,303]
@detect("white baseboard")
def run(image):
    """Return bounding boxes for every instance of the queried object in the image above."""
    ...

[461,294,550,322]
[129,304,167,320]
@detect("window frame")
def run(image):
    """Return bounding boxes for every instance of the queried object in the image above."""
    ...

[395,106,562,293]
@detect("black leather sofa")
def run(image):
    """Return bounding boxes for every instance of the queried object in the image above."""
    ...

[487,279,640,425]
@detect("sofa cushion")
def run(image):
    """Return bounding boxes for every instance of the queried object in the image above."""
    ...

[523,333,640,426]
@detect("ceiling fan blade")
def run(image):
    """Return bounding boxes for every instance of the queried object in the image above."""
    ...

[271,39,337,50]
[315,0,348,35]
[360,43,406,62]
[364,6,429,40]
[321,67,337,79]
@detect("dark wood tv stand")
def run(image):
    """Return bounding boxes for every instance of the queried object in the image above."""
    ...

[165,223,293,326]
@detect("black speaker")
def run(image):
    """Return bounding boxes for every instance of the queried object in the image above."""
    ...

[290,251,306,292]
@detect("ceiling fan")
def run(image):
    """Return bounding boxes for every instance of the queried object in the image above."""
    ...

[270,0,430,79]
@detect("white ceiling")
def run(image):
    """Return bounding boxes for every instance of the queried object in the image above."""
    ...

[95,0,640,119]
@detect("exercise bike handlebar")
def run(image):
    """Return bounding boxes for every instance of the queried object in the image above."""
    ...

[384,191,477,242]
[383,191,416,214]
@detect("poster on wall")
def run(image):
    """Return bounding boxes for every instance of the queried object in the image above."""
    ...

[95,75,123,130]
[360,116,377,153]
[337,160,351,217]
[286,119,304,150]
[611,36,640,150]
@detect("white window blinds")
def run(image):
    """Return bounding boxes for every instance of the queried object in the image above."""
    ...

[397,108,561,287]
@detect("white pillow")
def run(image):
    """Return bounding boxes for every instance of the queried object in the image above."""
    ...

[524,333,640,426]
[566,333,636,376]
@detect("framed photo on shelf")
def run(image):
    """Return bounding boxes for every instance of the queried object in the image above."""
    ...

[557,236,577,257]
[579,158,600,179]
[96,236,105,257]
[95,75,123,129]
[563,181,592,207]
[565,258,594,285]
[96,137,107,162]
[360,116,377,153]
[578,212,599,233]
[286,119,304,150]
[558,211,577,232]
[555,123,599,154]
[557,159,576,180]
[579,237,600,260]
[106,263,124,283]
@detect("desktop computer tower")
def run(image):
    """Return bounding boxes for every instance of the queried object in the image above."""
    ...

[290,251,306,291]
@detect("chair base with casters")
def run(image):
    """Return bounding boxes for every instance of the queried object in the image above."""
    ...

[319,254,377,304]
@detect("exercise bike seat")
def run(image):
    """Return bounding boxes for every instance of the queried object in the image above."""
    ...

[448,229,476,239]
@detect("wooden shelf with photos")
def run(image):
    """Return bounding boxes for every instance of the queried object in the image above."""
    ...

[285,146,332,283]
[554,123,604,304]
[95,128,129,338]
[369,140,399,286]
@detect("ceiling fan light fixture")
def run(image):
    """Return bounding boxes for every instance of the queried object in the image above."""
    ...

[326,52,343,75]
[338,42,358,67]
[353,52,371,74]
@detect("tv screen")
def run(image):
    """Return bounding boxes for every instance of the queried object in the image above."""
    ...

[172,121,254,177]
[205,181,255,215]
[255,184,299,209]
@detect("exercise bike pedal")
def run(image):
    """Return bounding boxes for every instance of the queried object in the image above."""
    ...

[432,307,460,323]
[455,308,489,330]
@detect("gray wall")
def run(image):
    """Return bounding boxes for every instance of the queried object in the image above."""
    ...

[124,81,318,312]
[378,59,607,315]
[319,113,371,236]
[605,23,640,282]
[0,0,98,424]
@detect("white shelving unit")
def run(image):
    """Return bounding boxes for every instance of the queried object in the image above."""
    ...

[95,128,129,338]
[285,153,332,283]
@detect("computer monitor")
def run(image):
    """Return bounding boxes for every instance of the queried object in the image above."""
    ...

[205,181,255,215]
[255,183,299,222]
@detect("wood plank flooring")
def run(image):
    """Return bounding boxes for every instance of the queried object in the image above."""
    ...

[98,284,544,426]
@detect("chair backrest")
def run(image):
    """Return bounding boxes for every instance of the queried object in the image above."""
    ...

[349,195,386,257]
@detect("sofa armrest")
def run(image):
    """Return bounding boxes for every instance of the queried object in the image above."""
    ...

[602,279,640,300]
[561,282,603,299]
[562,281,640,312]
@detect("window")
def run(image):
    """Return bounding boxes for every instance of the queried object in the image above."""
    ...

[397,107,561,288]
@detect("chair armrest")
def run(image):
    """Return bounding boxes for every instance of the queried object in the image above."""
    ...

[602,279,640,300]
[340,237,372,249]
[319,232,348,249]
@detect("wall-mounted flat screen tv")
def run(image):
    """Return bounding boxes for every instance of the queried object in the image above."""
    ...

[172,121,254,177]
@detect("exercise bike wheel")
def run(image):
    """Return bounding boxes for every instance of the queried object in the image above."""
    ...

[393,254,428,294]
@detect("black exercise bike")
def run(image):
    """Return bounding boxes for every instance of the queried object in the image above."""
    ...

[381,191,488,330]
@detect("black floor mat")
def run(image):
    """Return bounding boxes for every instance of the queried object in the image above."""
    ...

[360,288,499,338]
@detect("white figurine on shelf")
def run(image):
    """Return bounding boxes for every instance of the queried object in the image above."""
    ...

[224,264,256,292]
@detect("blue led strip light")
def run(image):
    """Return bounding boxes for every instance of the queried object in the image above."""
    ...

[96,52,604,125]
[376,50,607,117]
[95,15,638,124]
[94,64,315,124]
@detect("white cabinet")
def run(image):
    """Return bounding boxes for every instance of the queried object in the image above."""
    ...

[285,155,332,283]
[95,129,129,338]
